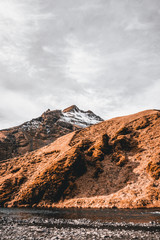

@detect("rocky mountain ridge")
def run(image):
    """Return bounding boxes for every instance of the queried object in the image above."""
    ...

[0,109,160,209]
[0,105,103,161]
[62,105,103,127]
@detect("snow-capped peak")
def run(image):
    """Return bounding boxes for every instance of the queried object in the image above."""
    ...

[60,105,103,128]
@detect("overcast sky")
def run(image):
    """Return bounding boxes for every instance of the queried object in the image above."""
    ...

[0,0,160,129]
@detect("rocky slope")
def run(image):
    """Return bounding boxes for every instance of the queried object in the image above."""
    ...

[0,109,160,209]
[0,105,103,161]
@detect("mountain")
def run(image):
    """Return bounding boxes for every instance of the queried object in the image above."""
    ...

[0,105,103,161]
[62,105,103,127]
[0,109,160,209]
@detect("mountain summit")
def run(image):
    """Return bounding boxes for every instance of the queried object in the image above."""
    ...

[61,105,103,127]
[63,105,80,112]
[0,106,103,161]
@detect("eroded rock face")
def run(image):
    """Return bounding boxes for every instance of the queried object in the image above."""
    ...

[0,109,160,209]
[0,106,103,161]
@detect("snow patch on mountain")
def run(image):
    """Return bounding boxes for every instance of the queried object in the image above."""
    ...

[60,105,103,127]
[21,119,41,131]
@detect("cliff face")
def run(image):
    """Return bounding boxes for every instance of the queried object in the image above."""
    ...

[0,106,103,161]
[0,109,160,209]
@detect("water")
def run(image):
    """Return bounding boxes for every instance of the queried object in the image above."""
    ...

[0,208,160,239]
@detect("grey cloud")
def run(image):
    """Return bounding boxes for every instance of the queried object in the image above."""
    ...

[0,0,160,129]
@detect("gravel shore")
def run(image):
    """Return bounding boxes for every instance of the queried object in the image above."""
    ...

[0,208,160,240]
